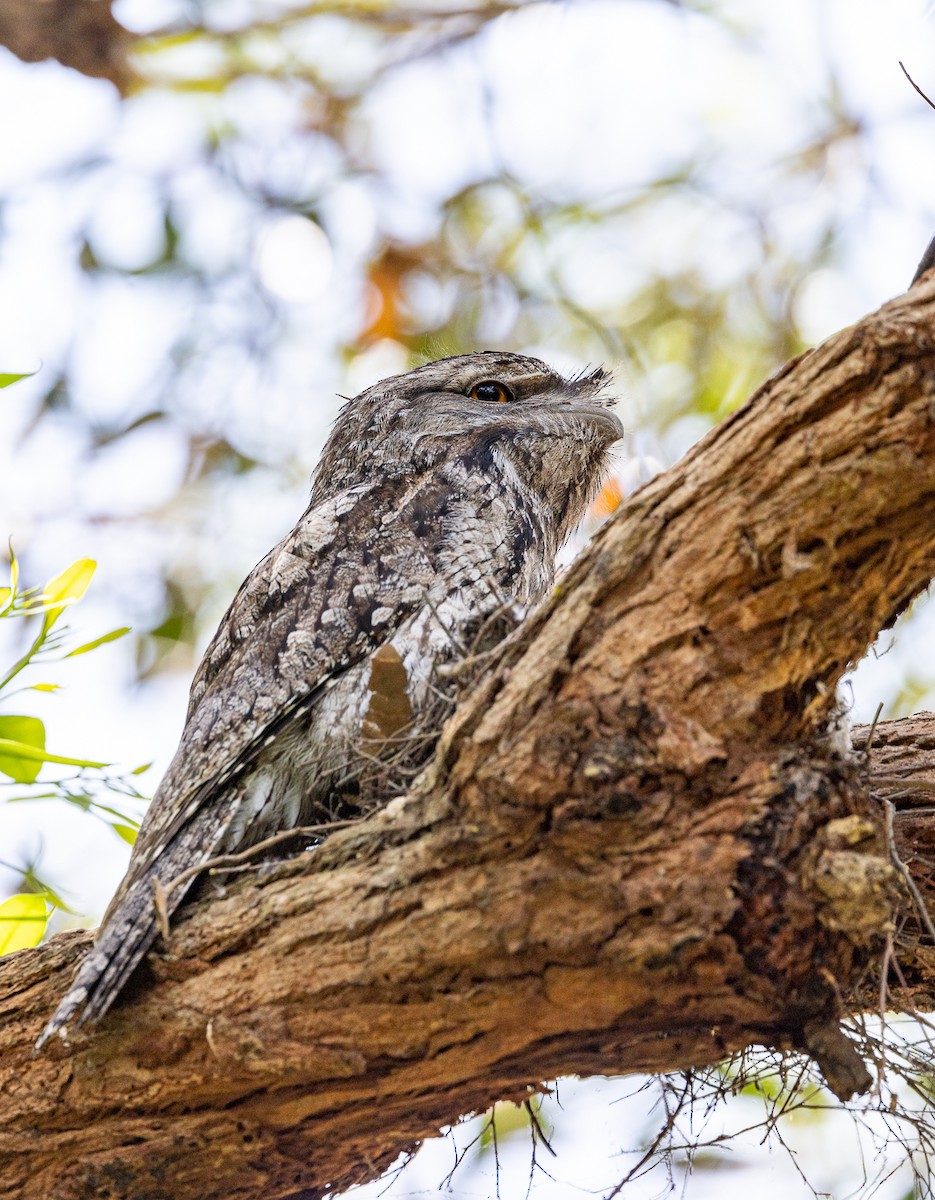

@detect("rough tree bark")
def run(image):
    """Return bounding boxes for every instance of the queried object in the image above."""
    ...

[3,279,935,1199]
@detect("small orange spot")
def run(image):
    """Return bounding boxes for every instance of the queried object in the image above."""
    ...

[591,477,622,519]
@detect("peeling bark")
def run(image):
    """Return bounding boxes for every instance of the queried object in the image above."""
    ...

[3,282,935,1198]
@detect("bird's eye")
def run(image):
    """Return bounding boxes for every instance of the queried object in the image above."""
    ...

[469,380,514,404]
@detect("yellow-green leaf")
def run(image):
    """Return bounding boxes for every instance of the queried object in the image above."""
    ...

[65,626,131,657]
[29,683,61,693]
[0,586,11,614]
[0,715,45,783]
[0,736,108,775]
[0,893,48,954]
[0,371,36,390]
[41,559,96,629]
[111,823,138,846]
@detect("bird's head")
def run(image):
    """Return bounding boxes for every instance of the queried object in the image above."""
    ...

[314,351,623,546]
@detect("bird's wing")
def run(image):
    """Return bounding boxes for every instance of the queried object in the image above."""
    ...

[37,474,451,1046]
[121,473,449,895]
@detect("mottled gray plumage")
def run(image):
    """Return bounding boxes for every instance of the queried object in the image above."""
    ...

[39,351,622,1047]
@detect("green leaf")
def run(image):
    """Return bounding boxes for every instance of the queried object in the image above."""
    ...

[0,716,45,783]
[111,823,138,846]
[478,1101,538,1152]
[131,762,152,776]
[0,371,36,390]
[0,893,48,954]
[86,798,140,825]
[41,559,96,630]
[65,626,130,657]
[0,736,108,775]
[7,544,18,603]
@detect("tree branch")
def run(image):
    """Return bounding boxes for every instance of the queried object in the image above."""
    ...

[4,281,935,1198]
[0,0,132,92]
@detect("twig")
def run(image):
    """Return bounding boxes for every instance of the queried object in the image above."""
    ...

[152,876,171,941]
[877,931,893,1093]
[886,950,935,1055]
[884,798,935,943]
[900,61,935,113]
[436,642,508,680]
[162,819,359,899]
[524,1099,557,1157]
[420,589,467,655]
[865,701,885,753]
[873,775,935,796]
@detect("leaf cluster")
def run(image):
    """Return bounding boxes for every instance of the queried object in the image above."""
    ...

[0,415,149,949]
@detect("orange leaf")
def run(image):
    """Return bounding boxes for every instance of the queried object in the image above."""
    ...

[591,477,622,519]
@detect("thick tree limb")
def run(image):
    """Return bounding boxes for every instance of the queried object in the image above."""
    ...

[0,0,132,91]
[4,281,935,1198]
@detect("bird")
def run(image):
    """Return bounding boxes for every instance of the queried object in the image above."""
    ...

[38,350,623,1048]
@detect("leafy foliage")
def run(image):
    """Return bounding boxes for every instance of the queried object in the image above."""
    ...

[0,371,36,390]
[0,538,147,948]
[0,893,49,955]
[3,0,890,704]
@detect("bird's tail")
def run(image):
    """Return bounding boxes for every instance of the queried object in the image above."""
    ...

[35,852,202,1051]
[36,770,263,1050]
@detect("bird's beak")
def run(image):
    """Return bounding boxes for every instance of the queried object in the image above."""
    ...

[567,405,624,445]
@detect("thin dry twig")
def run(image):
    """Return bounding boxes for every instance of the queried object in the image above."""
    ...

[523,1098,557,1158]
[875,775,935,797]
[877,931,893,1092]
[884,798,935,944]
[152,876,171,941]
[420,589,468,656]
[900,61,935,113]
[161,818,360,899]
[865,701,885,753]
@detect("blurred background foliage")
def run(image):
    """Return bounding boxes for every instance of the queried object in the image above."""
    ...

[6,0,917,696]
[2,0,935,1194]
